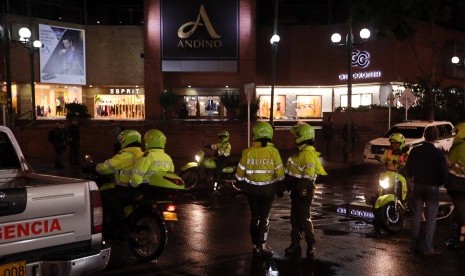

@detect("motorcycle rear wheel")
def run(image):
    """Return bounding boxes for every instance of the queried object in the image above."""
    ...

[130,214,167,262]
[374,201,404,233]
[180,168,200,190]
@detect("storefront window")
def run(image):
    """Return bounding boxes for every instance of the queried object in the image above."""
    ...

[182,96,221,117]
[296,95,322,118]
[258,95,286,119]
[35,84,82,118]
[94,94,145,119]
[340,93,373,108]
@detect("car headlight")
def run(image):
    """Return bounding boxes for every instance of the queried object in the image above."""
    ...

[365,143,371,151]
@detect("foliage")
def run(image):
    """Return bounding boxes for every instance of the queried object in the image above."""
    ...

[220,92,241,111]
[159,90,178,111]
[351,0,465,121]
[333,104,391,112]
[405,81,465,124]
[65,103,91,120]
[238,100,260,121]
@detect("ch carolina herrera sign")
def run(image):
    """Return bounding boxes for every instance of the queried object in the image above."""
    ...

[161,0,238,60]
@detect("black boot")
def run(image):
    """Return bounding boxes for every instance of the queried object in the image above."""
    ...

[257,244,274,257]
[256,231,273,257]
[306,242,315,256]
[285,243,302,256]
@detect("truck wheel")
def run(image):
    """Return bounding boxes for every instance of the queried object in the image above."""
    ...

[180,168,200,190]
[374,201,404,233]
[130,214,167,262]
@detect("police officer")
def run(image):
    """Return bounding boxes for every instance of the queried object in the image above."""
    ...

[284,122,327,257]
[235,121,285,257]
[130,129,175,187]
[96,129,143,239]
[446,123,465,249]
[380,133,408,171]
[206,130,232,185]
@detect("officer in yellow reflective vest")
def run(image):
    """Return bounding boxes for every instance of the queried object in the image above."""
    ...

[447,123,465,248]
[284,122,327,257]
[236,121,285,257]
[130,129,175,187]
[206,130,232,185]
[380,133,408,171]
[96,129,143,239]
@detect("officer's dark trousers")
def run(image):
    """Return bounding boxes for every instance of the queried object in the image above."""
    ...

[247,195,274,246]
[290,185,315,244]
[214,156,228,183]
[101,185,133,239]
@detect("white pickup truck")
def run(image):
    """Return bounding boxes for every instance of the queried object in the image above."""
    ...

[0,126,110,275]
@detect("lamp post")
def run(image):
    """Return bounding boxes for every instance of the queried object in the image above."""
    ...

[451,55,465,120]
[18,27,42,121]
[0,23,13,126]
[331,19,370,162]
[269,0,279,128]
[270,34,280,127]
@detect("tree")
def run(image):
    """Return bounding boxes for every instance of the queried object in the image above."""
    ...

[404,80,465,124]
[65,103,91,120]
[351,0,465,121]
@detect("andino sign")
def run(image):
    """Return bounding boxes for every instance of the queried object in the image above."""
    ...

[161,0,238,60]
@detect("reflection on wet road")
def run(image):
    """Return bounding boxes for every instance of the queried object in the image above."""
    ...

[91,164,464,276]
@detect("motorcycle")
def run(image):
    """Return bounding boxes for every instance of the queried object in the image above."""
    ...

[372,169,455,233]
[179,147,240,194]
[372,170,408,233]
[81,155,185,262]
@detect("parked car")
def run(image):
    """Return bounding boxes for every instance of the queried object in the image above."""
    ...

[363,120,455,165]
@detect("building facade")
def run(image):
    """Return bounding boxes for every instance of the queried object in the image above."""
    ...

[2,0,465,123]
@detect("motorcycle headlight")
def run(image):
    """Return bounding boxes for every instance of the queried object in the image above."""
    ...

[195,155,200,162]
[379,178,390,189]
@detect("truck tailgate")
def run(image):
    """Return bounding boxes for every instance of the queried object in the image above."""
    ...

[0,176,95,256]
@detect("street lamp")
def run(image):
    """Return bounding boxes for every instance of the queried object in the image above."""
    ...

[18,27,42,121]
[331,20,370,162]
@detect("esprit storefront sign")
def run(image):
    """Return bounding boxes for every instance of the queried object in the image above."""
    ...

[161,0,238,59]
[108,88,142,95]
[338,50,382,80]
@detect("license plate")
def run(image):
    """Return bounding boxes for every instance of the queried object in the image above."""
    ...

[0,260,26,276]
[163,212,178,221]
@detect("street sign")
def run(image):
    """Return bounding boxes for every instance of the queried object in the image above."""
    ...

[244,83,255,104]
[387,92,395,106]
[0,91,7,104]
[398,89,416,110]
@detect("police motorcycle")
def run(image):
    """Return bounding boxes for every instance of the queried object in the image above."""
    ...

[179,147,240,194]
[82,155,185,262]
[372,167,409,233]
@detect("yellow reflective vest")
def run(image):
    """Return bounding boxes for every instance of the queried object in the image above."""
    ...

[211,141,231,157]
[285,144,327,180]
[448,139,465,177]
[96,146,143,187]
[380,149,408,171]
[235,141,285,185]
[130,148,175,187]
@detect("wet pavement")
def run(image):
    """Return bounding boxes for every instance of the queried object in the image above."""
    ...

[30,158,465,276]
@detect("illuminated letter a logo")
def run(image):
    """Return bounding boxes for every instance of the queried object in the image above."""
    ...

[178,4,221,39]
